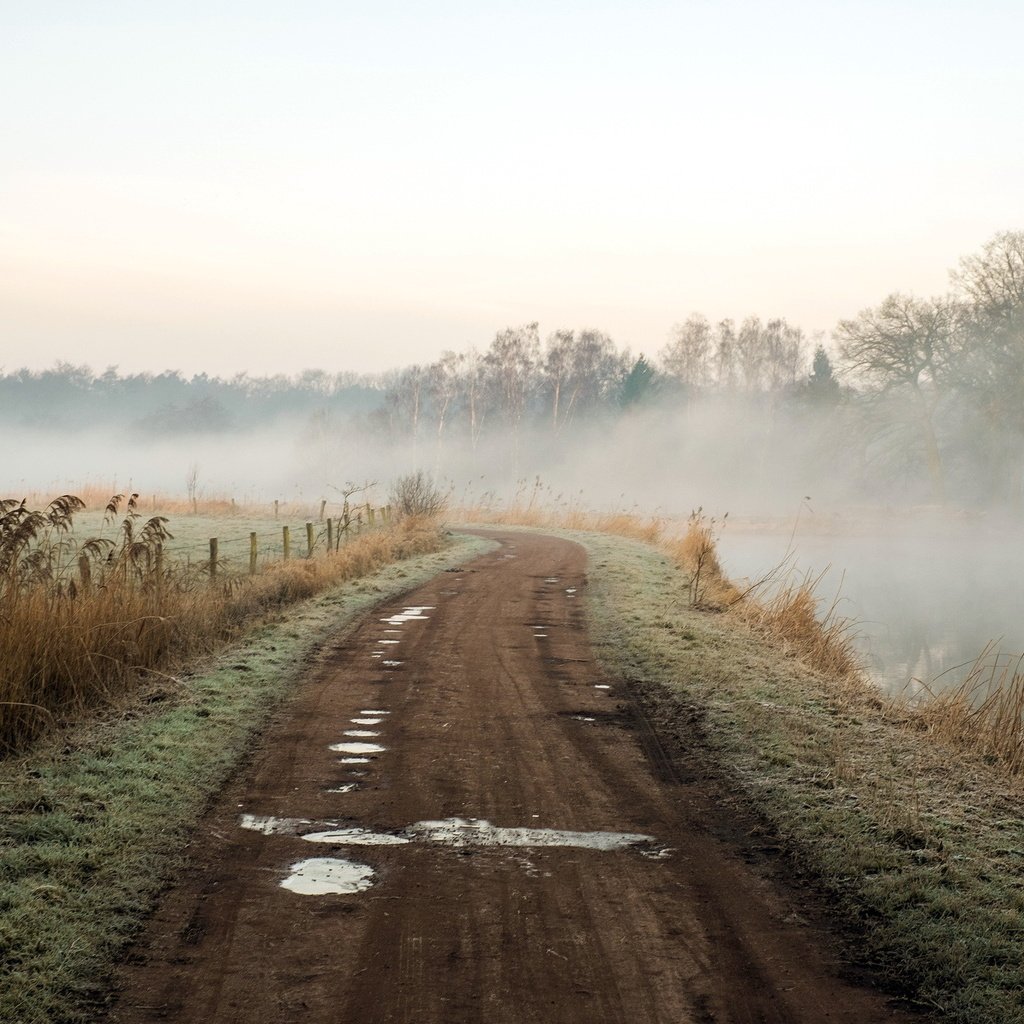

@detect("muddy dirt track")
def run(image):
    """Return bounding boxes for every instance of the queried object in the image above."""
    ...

[112,531,913,1024]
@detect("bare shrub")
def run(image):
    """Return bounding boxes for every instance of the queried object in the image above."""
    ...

[389,471,448,518]
[663,510,740,609]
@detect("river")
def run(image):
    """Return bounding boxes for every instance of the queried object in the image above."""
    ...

[715,517,1024,695]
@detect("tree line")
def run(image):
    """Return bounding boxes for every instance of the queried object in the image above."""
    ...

[370,231,1024,509]
[3,230,1021,508]
[0,367,380,433]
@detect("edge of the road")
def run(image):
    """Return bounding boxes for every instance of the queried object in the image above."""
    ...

[0,530,497,1024]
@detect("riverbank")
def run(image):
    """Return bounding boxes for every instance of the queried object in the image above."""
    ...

[577,529,1024,1023]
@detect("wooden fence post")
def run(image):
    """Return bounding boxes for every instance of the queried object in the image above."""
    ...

[249,532,258,575]
[306,522,314,558]
[274,499,279,520]
[327,518,333,552]
[368,506,376,527]
[356,511,363,533]
[78,553,91,591]
[209,538,218,579]
[283,525,291,560]
[319,499,327,521]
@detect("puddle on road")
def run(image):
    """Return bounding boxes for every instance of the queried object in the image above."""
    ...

[565,587,577,594]
[330,742,386,755]
[281,857,375,895]
[343,729,380,738]
[594,685,611,690]
[544,577,559,583]
[239,814,310,835]
[409,818,656,851]
[325,784,357,794]
[534,634,548,639]
[380,606,435,626]
[242,814,657,853]
[383,660,403,667]
[571,715,597,722]
[338,756,371,764]
[352,717,383,725]
[303,827,411,846]
[361,709,390,715]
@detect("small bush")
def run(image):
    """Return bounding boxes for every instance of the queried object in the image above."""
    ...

[389,471,449,518]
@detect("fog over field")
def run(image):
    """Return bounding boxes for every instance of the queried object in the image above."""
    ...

[5,231,1024,693]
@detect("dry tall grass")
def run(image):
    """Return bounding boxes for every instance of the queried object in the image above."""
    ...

[0,496,443,753]
[456,485,663,545]
[661,511,741,609]
[911,646,1024,773]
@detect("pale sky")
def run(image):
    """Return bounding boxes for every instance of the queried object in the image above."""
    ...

[2,1,1021,377]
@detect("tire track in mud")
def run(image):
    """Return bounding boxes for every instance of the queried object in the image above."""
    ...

[111,531,914,1024]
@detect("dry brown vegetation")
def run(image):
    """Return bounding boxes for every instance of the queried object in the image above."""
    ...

[910,645,1024,774]
[0,494,444,753]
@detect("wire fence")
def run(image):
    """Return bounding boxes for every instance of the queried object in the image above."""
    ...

[171,504,394,579]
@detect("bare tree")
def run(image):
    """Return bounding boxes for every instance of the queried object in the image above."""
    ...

[949,230,1024,503]
[836,293,958,502]
[483,323,541,433]
[661,314,713,390]
[713,318,737,388]
[542,328,624,430]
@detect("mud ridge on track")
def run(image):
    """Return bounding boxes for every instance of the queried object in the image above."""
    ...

[110,531,917,1024]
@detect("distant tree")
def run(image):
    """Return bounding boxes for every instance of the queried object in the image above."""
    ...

[949,230,1024,503]
[542,328,624,430]
[483,323,541,431]
[836,293,959,501]
[426,351,463,461]
[805,344,841,404]
[661,314,712,390]
[619,355,658,409]
[713,319,737,388]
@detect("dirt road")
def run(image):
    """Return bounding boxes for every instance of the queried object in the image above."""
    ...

[112,531,912,1024]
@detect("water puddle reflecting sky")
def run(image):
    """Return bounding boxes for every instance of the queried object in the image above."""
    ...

[280,857,375,895]
[242,814,658,854]
[330,742,386,754]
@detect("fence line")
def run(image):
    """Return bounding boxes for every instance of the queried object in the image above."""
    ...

[195,506,394,578]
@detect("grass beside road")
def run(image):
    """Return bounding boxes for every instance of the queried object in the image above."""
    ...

[0,532,494,1024]
[0,502,438,752]
[577,530,1024,1024]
